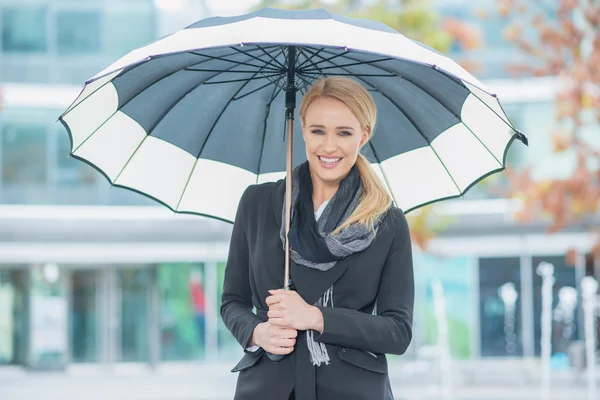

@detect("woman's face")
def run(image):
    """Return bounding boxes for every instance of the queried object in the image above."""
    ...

[302,96,369,187]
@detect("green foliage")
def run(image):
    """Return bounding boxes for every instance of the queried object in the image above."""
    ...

[254,0,453,54]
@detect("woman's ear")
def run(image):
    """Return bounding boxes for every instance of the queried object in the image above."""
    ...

[359,127,370,148]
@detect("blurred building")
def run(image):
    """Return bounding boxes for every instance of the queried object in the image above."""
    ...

[0,0,598,372]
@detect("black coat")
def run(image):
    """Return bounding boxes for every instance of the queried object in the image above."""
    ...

[220,179,414,400]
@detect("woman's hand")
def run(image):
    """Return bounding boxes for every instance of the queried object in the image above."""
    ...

[251,321,297,355]
[266,289,324,332]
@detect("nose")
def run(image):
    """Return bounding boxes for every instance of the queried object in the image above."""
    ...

[321,132,338,153]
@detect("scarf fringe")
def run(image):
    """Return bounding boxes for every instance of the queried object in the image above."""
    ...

[307,286,333,366]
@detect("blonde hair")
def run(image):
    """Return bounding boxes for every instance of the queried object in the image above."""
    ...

[299,76,392,234]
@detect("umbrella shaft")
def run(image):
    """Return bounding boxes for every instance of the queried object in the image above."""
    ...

[284,117,293,290]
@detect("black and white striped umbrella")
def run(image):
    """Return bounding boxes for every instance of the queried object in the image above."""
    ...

[59,7,528,223]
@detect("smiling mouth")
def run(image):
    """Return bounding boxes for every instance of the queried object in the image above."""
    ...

[318,156,342,165]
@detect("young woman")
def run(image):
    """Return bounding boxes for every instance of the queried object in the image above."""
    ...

[221,76,415,400]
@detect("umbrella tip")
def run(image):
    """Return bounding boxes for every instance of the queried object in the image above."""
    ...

[515,130,528,146]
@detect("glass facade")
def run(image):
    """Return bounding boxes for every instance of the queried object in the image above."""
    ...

[1,7,47,53]
[478,257,523,357]
[413,252,476,359]
[29,264,68,369]
[1,123,47,185]
[158,263,207,361]
[119,268,151,362]
[56,10,102,55]
[69,270,100,363]
[0,269,27,366]
[0,2,157,84]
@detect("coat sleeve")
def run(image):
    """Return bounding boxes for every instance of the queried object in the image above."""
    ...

[220,186,264,353]
[314,209,414,355]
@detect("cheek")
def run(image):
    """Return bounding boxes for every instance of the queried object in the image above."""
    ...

[342,139,362,158]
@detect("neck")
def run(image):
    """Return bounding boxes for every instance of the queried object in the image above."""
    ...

[309,169,340,212]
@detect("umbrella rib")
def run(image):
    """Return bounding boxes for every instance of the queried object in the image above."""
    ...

[233,79,278,101]
[366,142,398,207]
[70,59,213,155]
[312,48,507,165]
[297,47,326,70]
[185,68,276,73]
[191,50,280,71]
[176,68,267,211]
[63,47,269,121]
[194,69,264,160]
[202,73,284,85]
[144,64,245,138]
[300,49,351,69]
[306,53,462,195]
[228,46,285,71]
[300,57,395,73]
[256,44,287,70]
[111,63,247,186]
[256,84,282,182]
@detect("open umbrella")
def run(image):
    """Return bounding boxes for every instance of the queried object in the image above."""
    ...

[58,7,528,294]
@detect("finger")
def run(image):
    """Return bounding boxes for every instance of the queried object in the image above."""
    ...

[270,337,294,348]
[268,303,284,311]
[265,295,277,306]
[268,318,289,328]
[268,289,292,296]
[273,325,297,337]
[280,337,296,347]
[281,328,298,338]
[268,345,294,355]
[267,310,284,319]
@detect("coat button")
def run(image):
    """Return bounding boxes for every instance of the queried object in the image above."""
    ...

[341,347,346,352]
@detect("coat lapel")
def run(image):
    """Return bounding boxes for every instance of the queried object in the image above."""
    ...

[270,179,349,306]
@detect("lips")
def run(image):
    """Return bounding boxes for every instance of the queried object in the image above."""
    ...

[319,156,341,164]
[318,155,343,169]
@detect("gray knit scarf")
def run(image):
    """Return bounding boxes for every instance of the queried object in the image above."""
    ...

[279,161,382,366]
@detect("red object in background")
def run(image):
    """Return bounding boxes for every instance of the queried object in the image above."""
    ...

[190,280,205,313]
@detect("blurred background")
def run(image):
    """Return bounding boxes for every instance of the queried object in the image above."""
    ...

[0,0,598,399]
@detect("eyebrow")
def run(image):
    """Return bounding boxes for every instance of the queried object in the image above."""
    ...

[309,124,356,130]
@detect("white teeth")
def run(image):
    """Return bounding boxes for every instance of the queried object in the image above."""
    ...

[319,156,341,164]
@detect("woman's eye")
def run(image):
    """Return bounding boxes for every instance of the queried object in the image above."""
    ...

[311,129,324,135]
[338,131,351,136]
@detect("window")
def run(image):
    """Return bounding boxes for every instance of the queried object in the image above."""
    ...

[158,263,206,361]
[1,7,47,53]
[1,123,47,184]
[412,252,475,359]
[105,8,156,58]
[217,261,240,358]
[119,268,151,362]
[0,269,28,366]
[479,257,523,356]
[56,10,102,55]
[69,270,100,363]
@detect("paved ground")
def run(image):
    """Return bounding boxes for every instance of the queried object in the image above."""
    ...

[0,360,598,400]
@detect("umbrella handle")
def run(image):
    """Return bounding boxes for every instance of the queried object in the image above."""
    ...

[266,352,286,361]
[267,86,296,363]
[269,50,297,363]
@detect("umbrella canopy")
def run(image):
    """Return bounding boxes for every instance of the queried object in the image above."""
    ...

[59,7,527,223]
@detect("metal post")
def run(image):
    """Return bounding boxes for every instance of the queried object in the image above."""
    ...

[432,279,452,400]
[148,266,160,368]
[204,262,219,361]
[537,262,555,400]
[581,276,598,400]
[520,254,535,357]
